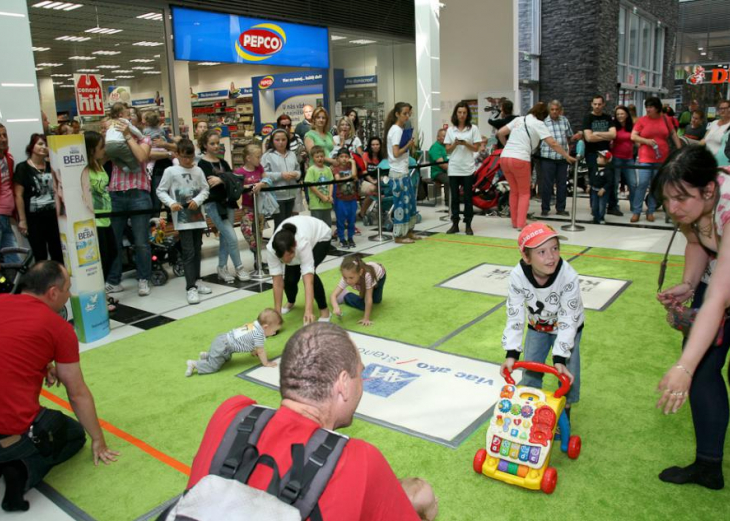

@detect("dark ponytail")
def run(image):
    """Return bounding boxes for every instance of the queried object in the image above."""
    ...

[652,146,720,202]
[273,223,297,258]
[383,102,412,144]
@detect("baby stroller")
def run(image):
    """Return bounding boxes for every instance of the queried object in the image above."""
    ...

[149,218,184,286]
[362,158,422,231]
[472,149,510,217]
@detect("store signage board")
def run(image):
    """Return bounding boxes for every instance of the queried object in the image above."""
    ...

[686,64,730,85]
[73,74,105,116]
[345,75,377,87]
[172,7,329,68]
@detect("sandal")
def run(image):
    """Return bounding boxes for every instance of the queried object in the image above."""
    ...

[107,296,118,313]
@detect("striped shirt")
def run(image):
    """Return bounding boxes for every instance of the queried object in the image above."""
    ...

[539,116,573,161]
[337,262,386,292]
[226,321,266,353]
[108,136,152,193]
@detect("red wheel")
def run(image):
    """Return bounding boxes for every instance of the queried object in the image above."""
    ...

[541,467,558,494]
[567,436,582,459]
[473,449,487,473]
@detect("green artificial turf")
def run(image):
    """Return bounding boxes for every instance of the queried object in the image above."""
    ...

[39,235,730,520]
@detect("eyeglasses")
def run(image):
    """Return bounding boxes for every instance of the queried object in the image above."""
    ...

[281,123,292,128]
[719,106,730,111]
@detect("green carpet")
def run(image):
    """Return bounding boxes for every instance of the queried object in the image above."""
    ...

[39,235,730,520]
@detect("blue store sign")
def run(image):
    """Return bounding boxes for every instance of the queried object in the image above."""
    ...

[172,7,329,68]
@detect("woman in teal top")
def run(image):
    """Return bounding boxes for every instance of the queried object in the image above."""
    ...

[716,130,730,167]
[83,131,118,292]
[304,107,336,166]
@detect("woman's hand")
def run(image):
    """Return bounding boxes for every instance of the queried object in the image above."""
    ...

[646,138,658,147]
[657,283,694,309]
[656,365,692,414]
[207,176,223,187]
[116,121,131,138]
[170,203,183,212]
[358,318,373,326]
[18,219,28,235]
[188,200,198,211]
[303,309,316,325]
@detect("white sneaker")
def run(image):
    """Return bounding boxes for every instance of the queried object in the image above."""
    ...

[105,282,123,294]
[235,265,251,282]
[138,279,151,296]
[187,287,200,304]
[217,267,235,283]
[185,360,197,377]
[199,351,209,360]
[281,304,294,315]
[196,281,213,295]
[318,316,331,323]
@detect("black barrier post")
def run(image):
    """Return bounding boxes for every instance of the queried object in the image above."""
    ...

[562,153,586,233]
[368,167,393,242]
[250,191,267,280]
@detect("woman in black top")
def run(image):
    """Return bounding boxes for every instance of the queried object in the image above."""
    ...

[13,134,62,262]
[197,130,248,283]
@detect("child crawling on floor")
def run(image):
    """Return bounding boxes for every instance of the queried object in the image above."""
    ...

[186,308,283,376]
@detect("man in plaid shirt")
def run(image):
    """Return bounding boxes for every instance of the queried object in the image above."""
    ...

[539,101,580,217]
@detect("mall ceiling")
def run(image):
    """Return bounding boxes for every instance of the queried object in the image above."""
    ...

[678,0,730,63]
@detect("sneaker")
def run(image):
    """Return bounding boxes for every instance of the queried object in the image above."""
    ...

[234,265,251,282]
[339,241,348,249]
[348,239,356,248]
[217,267,235,283]
[138,279,151,296]
[185,360,197,377]
[187,287,200,304]
[540,211,550,217]
[105,282,123,294]
[199,352,209,361]
[281,304,293,315]
[556,210,570,217]
[318,316,331,322]
[196,281,212,295]
[608,207,624,217]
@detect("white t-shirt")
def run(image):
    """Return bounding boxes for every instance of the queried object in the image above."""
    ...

[501,115,552,162]
[106,117,144,143]
[444,125,481,176]
[331,135,363,158]
[387,125,409,174]
[704,120,730,156]
[266,215,332,276]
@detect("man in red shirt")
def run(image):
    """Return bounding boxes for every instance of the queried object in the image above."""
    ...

[0,261,118,512]
[188,322,422,520]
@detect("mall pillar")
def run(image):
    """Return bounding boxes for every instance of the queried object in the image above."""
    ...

[173,61,194,136]
[415,0,441,152]
[0,0,44,160]
[39,77,58,126]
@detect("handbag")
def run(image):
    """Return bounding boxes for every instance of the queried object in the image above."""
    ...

[29,408,68,458]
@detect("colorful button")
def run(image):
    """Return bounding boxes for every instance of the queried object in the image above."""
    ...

[500,385,516,399]
[500,440,511,457]
[502,417,512,433]
[490,436,502,453]
[529,446,541,464]
[507,462,520,475]
[519,445,530,462]
[509,443,520,460]
[521,405,534,418]
[511,403,522,416]
[517,465,529,478]
[497,459,510,473]
[510,428,519,437]
[499,400,511,413]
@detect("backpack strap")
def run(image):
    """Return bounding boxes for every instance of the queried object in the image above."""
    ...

[278,429,349,520]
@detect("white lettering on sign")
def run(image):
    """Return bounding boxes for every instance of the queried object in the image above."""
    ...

[242,34,281,51]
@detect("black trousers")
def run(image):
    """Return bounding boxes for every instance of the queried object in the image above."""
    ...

[179,229,203,290]
[540,159,569,212]
[97,225,118,281]
[448,175,474,224]
[273,198,296,230]
[27,210,62,263]
[283,240,329,310]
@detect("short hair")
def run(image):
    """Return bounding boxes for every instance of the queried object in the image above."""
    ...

[25,133,46,157]
[693,110,705,120]
[276,113,292,127]
[258,308,283,326]
[145,111,160,127]
[645,97,662,111]
[311,107,330,131]
[195,119,209,131]
[280,323,360,402]
[176,138,195,156]
[719,100,730,109]
[592,94,605,103]
[548,100,562,110]
[528,102,549,121]
[0,122,6,129]
[19,260,65,295]
[336,147,351,157]
[310,145,325,157]
[110,102,126,119]
[501,100,514,115]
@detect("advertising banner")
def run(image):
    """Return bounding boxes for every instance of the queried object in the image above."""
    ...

[47,135,110,344]
[107,85,132,107]
[172,6,329,68]
[73,74,105,117]
[478,90,518,136]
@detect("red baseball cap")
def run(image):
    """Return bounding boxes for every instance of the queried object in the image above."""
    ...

[518,222,567,252]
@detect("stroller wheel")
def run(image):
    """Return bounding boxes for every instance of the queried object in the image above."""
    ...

[150,269,168,286]
[172,261,185,277]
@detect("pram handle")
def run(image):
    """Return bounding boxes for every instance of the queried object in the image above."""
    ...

[503,361,571,399]
[0,247,34,271]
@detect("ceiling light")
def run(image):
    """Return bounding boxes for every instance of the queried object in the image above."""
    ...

[701,52,707,56]
[51,73,72,77]
[349,39,377,45]
[132,66,154,70]
[143,71,161,75]
[33,2,83,11]
[85,27,123,35]
[114,69,133,73]
[130,59,154,63]
[0,12,25,18]
[59,85,75,88]
[115,75,134,79]
[330,35,347,41]
[133,41,163,47]
[98,65,119,69]
[56,35,91,42]
[93,50,121,55]
[32,47,51,52]
[53,81,64,85]
[153,54,160,58]
[77,68,99,72]
[1,83,35,88]
[69,56,95,60]
[136,13,163,21]
[698,47,704,51]
[102,78,117,82]
[37,62,63,67]
[198,62,220,66]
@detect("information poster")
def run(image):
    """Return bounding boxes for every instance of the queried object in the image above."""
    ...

[48,135,109,343]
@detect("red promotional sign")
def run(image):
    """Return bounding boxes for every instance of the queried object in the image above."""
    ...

[74,74,105,116]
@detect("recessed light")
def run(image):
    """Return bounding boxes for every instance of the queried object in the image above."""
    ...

[1,83,35,88]
[93,50,121,55]
[143,71,161,75]
[102,78,117,82]
[77,68,99,72]
[133,41,163,47]
[698,47,704,51]
[330,35,347,41]
[130,59,154,63]
[132,66,154,70]
[69,56,95,60]
[85,27,123,35]
[153,54,161,58]
[701,52,707,56]
[32,47,51,52]
[115,70,133,73]
[56,35,91,42]
[348,39,376,45]
[59,85,75,88]
[53,81,64,85]
[37,62,63,67]
[33,2,83,11]
[136,12,163,21]
[115,75,134,79]
[198,62,220,66]
[51,73,72,77]
[97,65,119,69]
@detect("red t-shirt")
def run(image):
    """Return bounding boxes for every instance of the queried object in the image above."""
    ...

[188,396,419,521]
[634,115,672,164]
[0,294,79,434]
[611,127,634,160]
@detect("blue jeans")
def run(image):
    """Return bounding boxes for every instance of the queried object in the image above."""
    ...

[634,162,659,215]
[519,328,581,404]
[205,202,242,269]
[590,188,608,222]
[108,189,152,284]
[334,199,357,241]
[0,215,20,263]
[609,157,635,210]
[344,274,387,311]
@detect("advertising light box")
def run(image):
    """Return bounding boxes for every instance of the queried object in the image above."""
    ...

[172,7,329,68]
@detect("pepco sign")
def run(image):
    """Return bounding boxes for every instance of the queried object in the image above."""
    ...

[235,23,287,62]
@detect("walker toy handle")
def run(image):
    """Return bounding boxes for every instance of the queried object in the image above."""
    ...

[503,361,572,399]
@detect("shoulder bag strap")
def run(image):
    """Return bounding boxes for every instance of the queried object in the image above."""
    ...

[216,405,275,480]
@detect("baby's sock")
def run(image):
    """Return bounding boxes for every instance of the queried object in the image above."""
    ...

[185,360,197,377]
[1,461,29,512]
[659,458,724,490]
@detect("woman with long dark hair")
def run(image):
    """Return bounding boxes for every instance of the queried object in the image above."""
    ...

[653,146,730,490]
[359,136,385,220]
[444,101,481,235]
[609,105,638,221]
[384,102,418,244]
[13,134,62,262]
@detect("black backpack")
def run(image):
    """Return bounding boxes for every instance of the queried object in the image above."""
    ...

[159,405,349,521]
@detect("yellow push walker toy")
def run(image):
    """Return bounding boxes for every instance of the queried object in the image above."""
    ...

[472,362,581,494]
